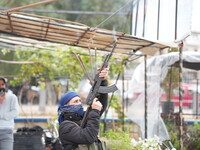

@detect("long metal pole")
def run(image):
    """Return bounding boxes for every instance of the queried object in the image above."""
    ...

[122,64,125,131]
[103,72,121,132]
[157,0,160,40]
[144,54,147,138]
[196,79,199,119]
[175,0,178,40]
[178,42,183,150]
[134,0,139,36]
[142,0,146,37]
[168,67,172,112]
[3,0,58,13]
[0,8,130,15]
[130,2,133,35]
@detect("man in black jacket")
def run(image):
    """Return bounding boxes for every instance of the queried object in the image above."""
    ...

[58,68,109,150]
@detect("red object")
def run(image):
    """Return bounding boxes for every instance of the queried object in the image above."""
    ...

[161,83,194,107]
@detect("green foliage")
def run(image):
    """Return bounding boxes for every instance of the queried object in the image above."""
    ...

[163,114,200,150]
[102,128,133,150]
[102,129,163,150]
[0,49,21,76]
[109,57,124,78]
[1,46,88,89]
[192,121,200,130]
[109,95,125,125]
[163,116,180,149]
[1,46,123,91]
[186,121,200,149]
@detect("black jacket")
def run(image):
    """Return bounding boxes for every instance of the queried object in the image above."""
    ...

[59,80,108,149]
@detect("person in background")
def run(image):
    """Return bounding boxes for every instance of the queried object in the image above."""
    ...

[0,77,19,150]
[58,68,109,150]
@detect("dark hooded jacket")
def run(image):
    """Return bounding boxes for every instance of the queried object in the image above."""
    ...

[59,80,108,149]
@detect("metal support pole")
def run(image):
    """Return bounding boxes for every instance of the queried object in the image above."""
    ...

[144,54,147,138]
[196,79,199,119]
[122,65,125,131]
[142,0,146,37]
[175,0,178,40]
[103,72,121,132]
[157,0,160,40]
[3,0,57,13]
[134,0,139,36]
[167,66,173,114]
[178,42,184,150]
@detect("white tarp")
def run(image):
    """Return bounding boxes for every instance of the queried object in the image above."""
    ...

[126,51,200,141]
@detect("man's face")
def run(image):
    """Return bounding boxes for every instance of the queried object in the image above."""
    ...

[0,80,6,89]
[64,96,82,106]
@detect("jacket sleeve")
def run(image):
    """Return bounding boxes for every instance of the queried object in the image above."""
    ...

[98,80,108,116]
[59,109,100,145]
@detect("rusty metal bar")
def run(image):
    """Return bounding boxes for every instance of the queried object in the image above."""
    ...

[3,0,58,13]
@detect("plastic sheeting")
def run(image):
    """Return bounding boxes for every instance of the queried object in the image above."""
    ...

[131,0,193,42]
[126,51,200,141]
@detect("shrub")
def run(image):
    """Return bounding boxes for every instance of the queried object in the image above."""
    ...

[102,128,165,150]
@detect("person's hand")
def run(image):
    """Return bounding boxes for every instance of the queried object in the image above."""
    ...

[98,67,109,79]
[91,98,102,111]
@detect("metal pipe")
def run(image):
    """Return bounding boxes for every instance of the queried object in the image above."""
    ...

[103,71,121,132]
[134,0,139,36]
[144,54,147,138]
[122,64,125,131]
[175,0,178,40]
[0,8,129,15]
[142,0,146,37]
[168,66,173,112]
[178,42,183,150]
[130,2,133,35]
[196,79,199,119]
[3,0,58,13]
[157,0,160,40]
